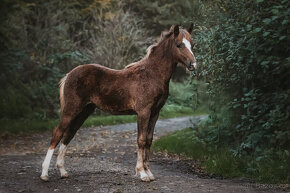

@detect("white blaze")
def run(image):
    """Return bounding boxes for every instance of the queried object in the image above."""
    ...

[182,38,197,68]
[182,38,193,56]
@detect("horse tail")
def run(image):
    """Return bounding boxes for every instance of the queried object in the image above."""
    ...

[59,74,68,113]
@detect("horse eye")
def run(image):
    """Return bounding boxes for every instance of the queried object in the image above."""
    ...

[177,44,182,48]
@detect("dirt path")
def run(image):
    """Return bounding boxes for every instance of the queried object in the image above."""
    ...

[0,116,287,193]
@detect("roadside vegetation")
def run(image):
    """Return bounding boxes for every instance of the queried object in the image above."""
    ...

[151,0,289,184]
[1,0,289,184]
[153,127,290,184]
[0,0,206,135]
[0,81,206,135]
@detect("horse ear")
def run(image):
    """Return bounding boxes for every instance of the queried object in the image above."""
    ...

[174,25,179,38]
[187,23,193,34]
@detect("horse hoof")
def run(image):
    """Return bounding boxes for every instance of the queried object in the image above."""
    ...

[145,170,155,181]
[149,175,155,181]
[61,173,69,179]
[141,176,150,182]
[40,175,49,182]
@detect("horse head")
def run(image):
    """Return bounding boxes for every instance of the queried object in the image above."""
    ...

[171,24,197,71]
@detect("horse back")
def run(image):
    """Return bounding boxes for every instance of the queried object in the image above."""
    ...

[63,64,168,115]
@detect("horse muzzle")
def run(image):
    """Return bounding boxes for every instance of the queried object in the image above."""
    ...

[186,61,197,71]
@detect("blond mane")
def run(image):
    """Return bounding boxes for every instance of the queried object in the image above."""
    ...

[125,30,173,69]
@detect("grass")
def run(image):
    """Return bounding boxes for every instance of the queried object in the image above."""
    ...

[0,81,209,135]
[0,82,211,135]
[0,103,207,135]
[0,115,136,136]
[152,128,290,184]
[0,118,59,135]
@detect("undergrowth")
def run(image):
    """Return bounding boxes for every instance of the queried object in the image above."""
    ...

[0,81,208,135]
[0,104,206,135]
[152,128,290,184]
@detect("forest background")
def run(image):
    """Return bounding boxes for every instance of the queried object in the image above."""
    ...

[0,0,289,184]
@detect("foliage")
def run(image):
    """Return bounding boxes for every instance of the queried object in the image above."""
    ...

[0,81,202,135]
[1,0,289,183]
[78,1,150,68]
[189,0,290,181]
[0,115,136,135]
[0,0,149,119]
[125,0,212,35]
[195,0,290,158]
[153,127,290,183]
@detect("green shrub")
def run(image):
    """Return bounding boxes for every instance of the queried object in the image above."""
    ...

[153,128,290,183]
[195,0,290,158]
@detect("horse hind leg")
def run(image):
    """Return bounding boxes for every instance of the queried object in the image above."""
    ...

[56,143,68,178]
[56,103,96,179]
[40,114,73,181]
[40,101,85,181]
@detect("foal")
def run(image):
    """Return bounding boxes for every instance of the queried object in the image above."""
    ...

[40,24,197,182]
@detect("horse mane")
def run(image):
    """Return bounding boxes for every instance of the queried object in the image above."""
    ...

[125,30,173,69]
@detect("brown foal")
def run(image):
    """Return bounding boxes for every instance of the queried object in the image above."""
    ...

[40,24,197,182]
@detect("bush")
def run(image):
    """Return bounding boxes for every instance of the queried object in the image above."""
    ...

[153,127,290,183]
[194,0,290,160]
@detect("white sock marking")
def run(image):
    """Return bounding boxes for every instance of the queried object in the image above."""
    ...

[139,170,149,181]
[41,148,54,177]
[56,143,68,177]
[135,149,149,181]
[135,150,144,174]
[145,169,155,180]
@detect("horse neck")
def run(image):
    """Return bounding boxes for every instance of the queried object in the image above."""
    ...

[147,40,177,83]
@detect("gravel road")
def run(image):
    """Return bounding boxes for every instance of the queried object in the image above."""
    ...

[0,116,287,193]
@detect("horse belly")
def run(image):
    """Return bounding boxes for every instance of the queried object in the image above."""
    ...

[90,90,136,115]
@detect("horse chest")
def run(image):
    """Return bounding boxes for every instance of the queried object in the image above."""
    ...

[152,87,169,109]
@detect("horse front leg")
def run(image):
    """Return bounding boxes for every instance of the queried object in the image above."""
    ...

[144,112,159,181]
[135,109,151,182]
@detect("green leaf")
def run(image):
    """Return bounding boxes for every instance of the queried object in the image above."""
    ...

[263,18,271,24]
[254,28,261,33]
[272,16,278,20]
[282,20,288,25]
[256,0,264,2]
[263,32,270,37]
[261,61,270,66]
[272,9,279,14]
